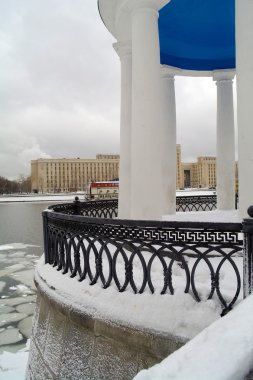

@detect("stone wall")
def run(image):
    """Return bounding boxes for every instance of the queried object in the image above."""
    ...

[26,277,187,380]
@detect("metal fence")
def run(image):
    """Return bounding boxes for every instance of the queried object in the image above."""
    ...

[43,198,247,316]
[176,195,217,212]
[48,194,238,217]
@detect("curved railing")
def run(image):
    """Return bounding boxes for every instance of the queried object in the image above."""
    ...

[176,195,217,212]
[43,199,243,316]
[48,198,118,218]
[48,195,217,216]
[48,194,238,216]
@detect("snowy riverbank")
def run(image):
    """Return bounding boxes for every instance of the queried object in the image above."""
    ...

[0,193,85,203]
[0,189,215,203]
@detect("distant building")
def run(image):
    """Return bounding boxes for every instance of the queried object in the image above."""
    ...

[182,157,216,189]
[176,144,183,189]
[31,147,238,193]
[182,156,238,189]
[31,154,119,193]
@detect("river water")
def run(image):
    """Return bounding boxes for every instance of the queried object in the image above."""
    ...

[0,200,67,378]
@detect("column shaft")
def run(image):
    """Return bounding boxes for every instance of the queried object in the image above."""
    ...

[131,5,164,220]
[114,43,132,219]
[236,0,253,218]
[214,72,235,210]
[161,68,176,215]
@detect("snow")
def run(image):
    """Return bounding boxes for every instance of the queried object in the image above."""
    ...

[18,316,33,339]
[0,328,23,346]
[0,282,5,293]
[163,209,240,223]
[0,189,214,204]
[176,189,216,197]
[0,245,14,251]
[16,303,35,316]
[9,275,36,292]
[134,294,253,380]
[0,306,15,314]
[36,254,242,340]
[0,243,38,377]
[0,341,29,380]
[0,243,38,251]
[0,264,26,278]
[0,194,85,203]
[0,313,27,328]
[0,204,243,379]
[0,296,36,307]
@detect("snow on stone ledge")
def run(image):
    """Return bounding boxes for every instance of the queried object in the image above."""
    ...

[36,257,222,340]
[163,210,240,223]
[134,294,253,380]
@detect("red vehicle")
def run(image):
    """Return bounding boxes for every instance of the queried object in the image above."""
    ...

[87,181,119,200]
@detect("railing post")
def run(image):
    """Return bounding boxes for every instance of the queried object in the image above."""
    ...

[242,206,253,298]
[74,196,81,215]
[42,211,49,264]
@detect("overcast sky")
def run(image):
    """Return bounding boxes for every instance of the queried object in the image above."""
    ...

[0,0,237,179]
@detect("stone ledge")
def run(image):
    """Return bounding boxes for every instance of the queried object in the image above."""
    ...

[27,266,188,379]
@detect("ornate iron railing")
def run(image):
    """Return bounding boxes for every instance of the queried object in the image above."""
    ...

[176,195,217,212]
[43,199,244,315]
[48,198,118,218]
[48,194,237,217]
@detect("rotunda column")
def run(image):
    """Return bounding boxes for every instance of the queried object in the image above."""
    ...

[130,0,167,220]
[213,71,236,210]
[114,42,132,219]
[161,66,177,215]
[236,0,253,218]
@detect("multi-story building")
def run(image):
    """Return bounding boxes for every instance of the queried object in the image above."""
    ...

[31,149,183,193]
[182,157,217,189]
[181,162,199,189]
[195,156,216,188]
[182,156,238,189]
[31,155,119,193]
[31,146,237,193]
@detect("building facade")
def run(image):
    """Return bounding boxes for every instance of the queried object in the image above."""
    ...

[183,156,217,189]
[182,156,238,189]
[31,155,119,193]
[31,147,237,193]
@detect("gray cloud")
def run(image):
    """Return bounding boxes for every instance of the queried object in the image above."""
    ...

[0,1,236,179]
[0,0,120,179]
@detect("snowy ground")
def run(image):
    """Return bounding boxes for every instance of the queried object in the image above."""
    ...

[0,189,214,203]
[0,244,39,379]
[0,193,85,203]
[134,293,253,380]
[163,209,240,223]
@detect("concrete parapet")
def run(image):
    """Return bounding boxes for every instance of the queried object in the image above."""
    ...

[26,269,187,380]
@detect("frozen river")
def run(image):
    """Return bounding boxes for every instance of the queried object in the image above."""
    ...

[0,200,71,378]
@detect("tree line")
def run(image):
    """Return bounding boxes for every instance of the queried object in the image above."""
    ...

[0,175,31,194]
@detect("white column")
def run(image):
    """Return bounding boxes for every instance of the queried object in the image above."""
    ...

[161,67,176,215]
[236,0,253,218]
[130,0,165,220]
[114,42,132,219]
[213,71,235,210]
